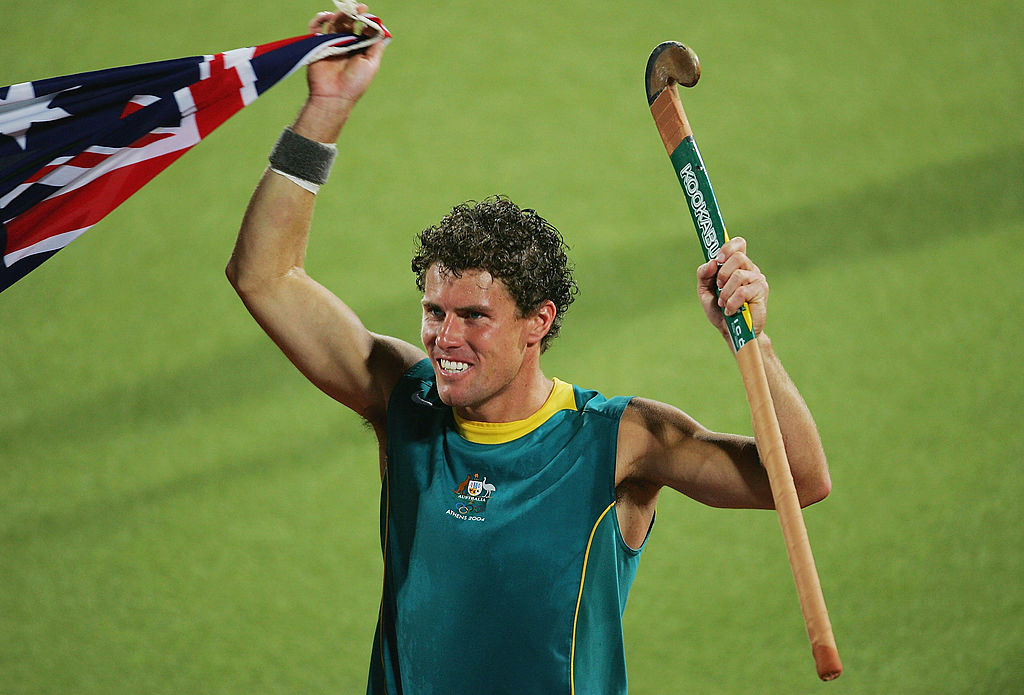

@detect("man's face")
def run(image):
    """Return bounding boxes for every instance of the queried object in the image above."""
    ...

[420,264,537,421]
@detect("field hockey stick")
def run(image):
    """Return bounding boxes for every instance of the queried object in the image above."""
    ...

[645,41,842,681]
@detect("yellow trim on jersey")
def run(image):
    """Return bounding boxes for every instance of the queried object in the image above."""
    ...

[453,377,577,444]
[570,501,617,695]
[378,467,392,694]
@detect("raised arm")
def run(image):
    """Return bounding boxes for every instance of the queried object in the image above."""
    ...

[226,7,423,429]
[615,238,830,542]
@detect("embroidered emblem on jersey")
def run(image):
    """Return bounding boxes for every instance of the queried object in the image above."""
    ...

[447,473,496,522]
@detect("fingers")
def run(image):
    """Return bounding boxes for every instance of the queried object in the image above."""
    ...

[695,236,769,316]
[696,257,718,282]
[310,12,333,34]
[718,246,766,315]
[719,269,768,315]
[309,4,371,35]
[714,235,746,265]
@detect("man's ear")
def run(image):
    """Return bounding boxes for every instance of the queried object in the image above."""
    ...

[526,300,558,346]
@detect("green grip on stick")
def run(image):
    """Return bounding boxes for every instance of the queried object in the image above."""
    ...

[669,136,756,353]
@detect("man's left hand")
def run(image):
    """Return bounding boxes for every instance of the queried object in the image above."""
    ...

[696,236,769,341]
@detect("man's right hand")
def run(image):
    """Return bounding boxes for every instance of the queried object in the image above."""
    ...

[296,4,388,143]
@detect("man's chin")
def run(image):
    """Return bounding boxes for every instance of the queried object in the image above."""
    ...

[433,381,456,406]
[436,384,481,413]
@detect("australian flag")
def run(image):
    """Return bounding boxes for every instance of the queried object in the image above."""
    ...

[0,21,387,294]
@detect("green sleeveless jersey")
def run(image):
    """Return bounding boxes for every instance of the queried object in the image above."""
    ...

[368,360,648,694]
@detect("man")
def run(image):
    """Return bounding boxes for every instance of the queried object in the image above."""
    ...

[227,6,831,693]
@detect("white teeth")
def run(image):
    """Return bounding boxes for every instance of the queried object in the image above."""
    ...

[439,358,470,373]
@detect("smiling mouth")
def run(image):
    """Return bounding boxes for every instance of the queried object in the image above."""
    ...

[438,358,471,374]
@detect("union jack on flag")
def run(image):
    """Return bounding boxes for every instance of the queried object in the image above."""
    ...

[0,19,388,294]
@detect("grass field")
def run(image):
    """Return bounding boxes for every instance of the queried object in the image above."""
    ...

[2,0,1022,692]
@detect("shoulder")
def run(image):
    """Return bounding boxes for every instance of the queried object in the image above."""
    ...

[616,397,704,478]
[345,334,425,432]
[383,358,449,450]
[619,397,702,439]
[387,357,437,409]
[571,383,633,421]
[398,355,435,383]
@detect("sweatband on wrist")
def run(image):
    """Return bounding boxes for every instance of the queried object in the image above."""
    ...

[268,127,337,192]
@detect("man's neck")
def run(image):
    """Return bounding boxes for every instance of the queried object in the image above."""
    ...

[454,369,554,424]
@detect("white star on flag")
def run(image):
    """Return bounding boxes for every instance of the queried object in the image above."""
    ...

[0,82,73,150]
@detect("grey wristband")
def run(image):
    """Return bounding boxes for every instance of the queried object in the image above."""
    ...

[268,127,337,187]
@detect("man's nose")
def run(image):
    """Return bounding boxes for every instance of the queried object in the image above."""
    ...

[436,315,463,348]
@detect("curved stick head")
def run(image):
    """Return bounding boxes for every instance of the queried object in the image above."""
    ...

[645,41,700,104]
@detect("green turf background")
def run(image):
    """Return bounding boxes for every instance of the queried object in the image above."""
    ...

[2,1,1022,692]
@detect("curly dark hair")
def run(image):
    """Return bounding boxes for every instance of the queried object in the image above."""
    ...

[411,196,578,351]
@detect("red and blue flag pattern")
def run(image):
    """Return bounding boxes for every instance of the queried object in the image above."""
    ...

[0,22,387,293]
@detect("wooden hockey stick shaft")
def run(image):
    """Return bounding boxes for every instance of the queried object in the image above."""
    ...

[648,60,841,681]
[735,339,842,681]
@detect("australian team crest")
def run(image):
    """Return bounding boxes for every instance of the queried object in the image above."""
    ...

[447,473,496,522]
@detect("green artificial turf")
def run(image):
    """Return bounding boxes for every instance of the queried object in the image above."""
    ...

[2,0,1021,692]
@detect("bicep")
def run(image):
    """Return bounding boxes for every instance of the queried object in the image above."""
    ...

[235,268,424,423]
[620,398,774,509]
